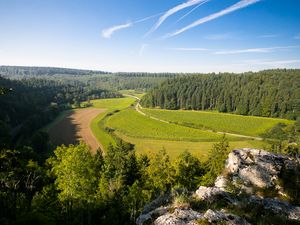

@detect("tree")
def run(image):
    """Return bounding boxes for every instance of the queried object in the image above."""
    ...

[146,149,175,194]
[262,123,288,153]
[173,151,204,190]
[31,131,49,154]
[48,143,102,224]
[201,135,229,186]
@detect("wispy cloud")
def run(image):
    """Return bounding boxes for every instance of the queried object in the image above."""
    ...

[147,0,210,35]
[244,59,300,66]
[135,12,165,24]
[258,34,279,38]
[139,44,148,56]
[294,34,300,40]
[168,47,208,51]
[205,33,232,40]
[102,22,132,39]
[173,0,210,25]
[101,12,164,39]
[166,0,260,38]
[214,45,300,55]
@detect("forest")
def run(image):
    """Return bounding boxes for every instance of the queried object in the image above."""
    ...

[0,66,176,91]
[0,76,120,148]
[141,69,300,120]
[1,67,300,225]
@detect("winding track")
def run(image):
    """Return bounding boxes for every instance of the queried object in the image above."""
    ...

[123,94,263,141]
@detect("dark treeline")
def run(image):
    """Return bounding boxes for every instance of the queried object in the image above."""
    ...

[1,66,189,91]
[141,69,300,120]
[0,66,109,76]
[0,76,120,146]
[115,72,179,78]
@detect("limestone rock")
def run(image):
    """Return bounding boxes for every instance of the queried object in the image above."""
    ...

[154,209,203,225]
[195,186,223,201]
[203,209,250,225]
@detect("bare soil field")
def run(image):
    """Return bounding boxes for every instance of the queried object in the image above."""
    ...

[48,108,105,153]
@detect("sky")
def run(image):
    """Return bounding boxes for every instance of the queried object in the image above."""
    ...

[0,0,300,73]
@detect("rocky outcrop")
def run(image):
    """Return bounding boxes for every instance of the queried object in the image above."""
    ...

[154,209,202,225]
[137,148,300,225]
[138,208,250,225]
[225,148,298,189]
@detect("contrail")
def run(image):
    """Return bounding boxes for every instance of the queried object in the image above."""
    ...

[102,22,132,39]
[167,0,261,38]
[173,0,210,25]
[135,12,165,24]
[214,45,300,55]
[101,12,164,39]
[147,0,210,36]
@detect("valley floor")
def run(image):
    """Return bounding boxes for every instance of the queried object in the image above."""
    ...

[45,92,293,159]
[47,108,105,153]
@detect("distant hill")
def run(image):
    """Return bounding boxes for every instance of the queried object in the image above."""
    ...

[0,65,110,77]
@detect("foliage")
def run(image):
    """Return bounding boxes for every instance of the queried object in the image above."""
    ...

[201,135,230,186]
[146,149,175,194]
[262,123,300,154]
[48,143,101,204]
[0,76,120,146]
[141,69,300,120]
[174,151,204,190]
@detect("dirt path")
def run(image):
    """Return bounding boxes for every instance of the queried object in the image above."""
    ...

[124,94,263,141]
[48,108,105,153]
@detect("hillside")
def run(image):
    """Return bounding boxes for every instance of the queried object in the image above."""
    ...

[141,69,300,120]
[0,65,109,76]
[137,148,300,225]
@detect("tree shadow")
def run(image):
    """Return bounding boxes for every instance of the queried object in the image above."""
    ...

[48,112,82,147]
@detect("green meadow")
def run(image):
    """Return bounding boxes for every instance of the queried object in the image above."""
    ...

[105,108,242,142]
[46,96,278,158]
[89,97,136,150]
[116,132,266,161]
[142,108,294,137]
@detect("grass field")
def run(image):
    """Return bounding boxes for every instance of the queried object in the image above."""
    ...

[105,108,243,142]
[116,132,266,160]
[89,97,136,150]
[142,108,294,137]
[46,95,279,160]
[119,89,145,99]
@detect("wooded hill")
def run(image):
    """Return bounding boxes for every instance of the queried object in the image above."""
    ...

[0,65,109,76]
[141,69,300,120]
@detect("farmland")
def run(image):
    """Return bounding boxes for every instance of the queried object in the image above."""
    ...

[89,97,136,150]
[141,108,293,136]
[45,93,293,159]
[47,108,105,153]
[116,132,265,160]
[105,108,242,142]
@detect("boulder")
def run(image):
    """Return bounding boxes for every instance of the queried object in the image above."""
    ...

[203,209,250,225]
[154,209,203,225]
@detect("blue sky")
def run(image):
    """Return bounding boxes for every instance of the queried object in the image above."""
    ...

[0,0,300,72]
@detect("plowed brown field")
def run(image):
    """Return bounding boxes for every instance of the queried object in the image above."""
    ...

[48,108,105,153]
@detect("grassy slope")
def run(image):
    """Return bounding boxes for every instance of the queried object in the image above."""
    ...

[142,108,294,136]
[119,89,145,99]
[89,97,136,150]
[106,108,242,142]
[116,132,266,161]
